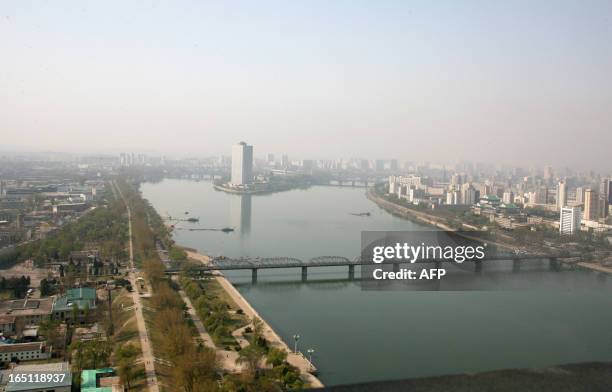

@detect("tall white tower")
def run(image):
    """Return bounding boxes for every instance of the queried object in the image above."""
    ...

[231,142,253,186]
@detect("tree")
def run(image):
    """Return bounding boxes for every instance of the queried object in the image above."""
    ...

[83,302,90,322]
[116,344,139,390]
[71,303,80,325]
[173,348,218,392]
[236,344,265,378]
[253,317,263,342]
[266,347,287,368]
[39,318,61,354]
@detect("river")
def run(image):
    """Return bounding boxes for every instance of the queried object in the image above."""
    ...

[141,179,612,386]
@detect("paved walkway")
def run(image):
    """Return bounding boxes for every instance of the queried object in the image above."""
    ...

[172,275,243,373]
[187,251,324,388]
[114,181,160,392]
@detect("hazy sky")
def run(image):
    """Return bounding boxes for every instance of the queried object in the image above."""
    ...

[1,1,611,168]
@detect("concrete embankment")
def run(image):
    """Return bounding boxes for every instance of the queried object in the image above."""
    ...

[186,250,324,388]
[576,262,612,275]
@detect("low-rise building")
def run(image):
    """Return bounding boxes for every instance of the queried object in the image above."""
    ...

[0,315,16,335]
[2,361,72,392]
[52,288,97,324]
[0,342,50,363]
[0,298,54,329]
[81,368,123,392]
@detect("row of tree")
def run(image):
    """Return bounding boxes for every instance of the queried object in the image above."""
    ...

[120,178,305,390]
[0,276,31,298]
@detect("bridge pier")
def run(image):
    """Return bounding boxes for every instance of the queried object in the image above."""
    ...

[348,264,355,280]
[435,260,442,270]
[301,266,308,282]
[251,269,258,284]
[393,263,400,273]
[351,180,355,187]
[474,261,483,273]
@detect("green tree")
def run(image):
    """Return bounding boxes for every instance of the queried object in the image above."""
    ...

[236,344,265,378]
[266,347,287,368]
[71,303,80,325]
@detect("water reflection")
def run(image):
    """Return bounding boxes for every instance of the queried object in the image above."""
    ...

[230,193,251,234]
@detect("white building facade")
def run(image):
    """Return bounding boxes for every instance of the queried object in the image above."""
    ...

[231,142,253,186]
[559,206,581,235]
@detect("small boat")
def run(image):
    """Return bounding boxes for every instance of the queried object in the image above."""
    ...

[221,227,234,233]
[350,212,371,217]
[184,211,189,214]
[186,217,199,223]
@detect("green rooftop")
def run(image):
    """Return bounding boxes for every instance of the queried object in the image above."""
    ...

[53,287,97,313]
[81,368,115,392]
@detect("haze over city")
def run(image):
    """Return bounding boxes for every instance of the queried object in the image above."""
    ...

[1,1,611,168]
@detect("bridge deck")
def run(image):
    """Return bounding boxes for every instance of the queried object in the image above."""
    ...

[165,253,578,273]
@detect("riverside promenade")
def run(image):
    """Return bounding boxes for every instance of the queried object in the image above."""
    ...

[186,250,324,388]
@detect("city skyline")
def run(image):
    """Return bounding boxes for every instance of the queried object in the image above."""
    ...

[2,1,612,168]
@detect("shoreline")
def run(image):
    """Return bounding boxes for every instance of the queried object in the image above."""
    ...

[366,189,455,231]
[213,182,313,196]
[185,250,325,389]
[367,190,612,274]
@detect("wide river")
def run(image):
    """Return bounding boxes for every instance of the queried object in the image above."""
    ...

[141,179,612,386]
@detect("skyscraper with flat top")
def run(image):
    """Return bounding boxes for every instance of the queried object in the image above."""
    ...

[231,142,253,186]
[556,181,567,210]
[583,189,598,221]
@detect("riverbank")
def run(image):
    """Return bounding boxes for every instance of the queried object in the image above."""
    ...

[186,250,325,389]
[576,262,612,275]
[366,189,455,231]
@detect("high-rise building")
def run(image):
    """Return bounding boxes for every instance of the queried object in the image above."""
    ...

[559,206,581,235]
[575,187,585,205]
[601,178,612,204]
[375,160,385,172]
[389,159,398,172]
[267,153,275,164]
[231,142,253,186]
[543,166,554,184]
[532,186,548,205]
[583,189,598,221]
[461,183,477,205]
[599,194,609,218]
[446,190,454,205]
[281,154,289,168]
[502,191,514,204]
[556,181,567,210]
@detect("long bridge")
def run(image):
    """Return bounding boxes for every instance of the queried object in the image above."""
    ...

[165,252,585,283]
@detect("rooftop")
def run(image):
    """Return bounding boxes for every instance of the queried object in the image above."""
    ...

[0,342,44,353]
[0,297,54,317]
[4,361,71,391]
[81,368,116,392]
[52,287,97,313]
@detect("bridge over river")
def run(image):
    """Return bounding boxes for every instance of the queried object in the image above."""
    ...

[165,252,584,283]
